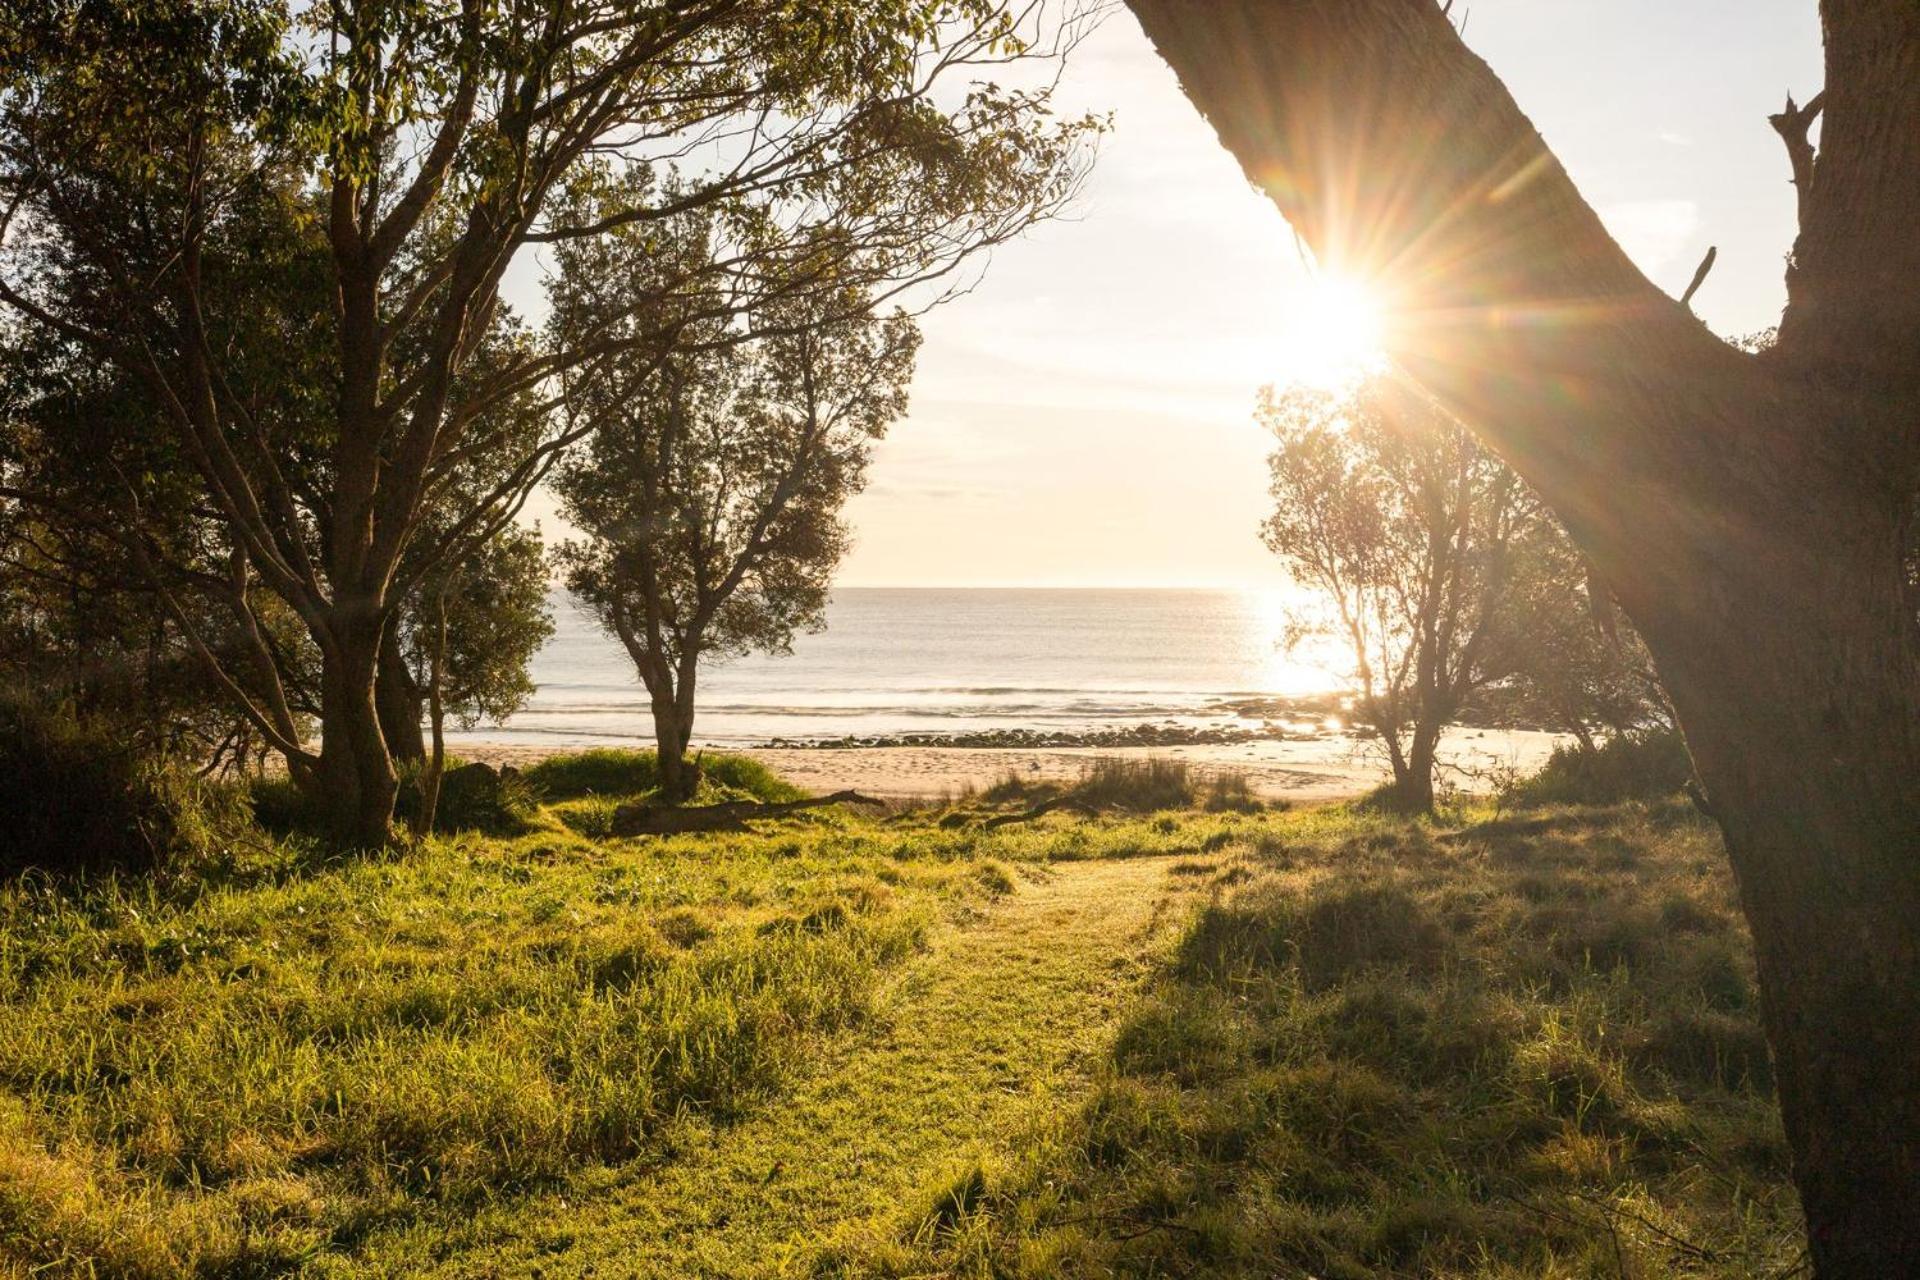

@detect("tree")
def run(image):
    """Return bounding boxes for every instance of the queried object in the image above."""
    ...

[377,524,553,765]
[1126,1,1920,1269]
[1260,374,1531,811]
[556,273,917,801]
[0,0,1099,843]
[1498,528,1674,750]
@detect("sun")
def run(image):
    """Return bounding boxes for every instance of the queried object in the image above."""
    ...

[1277,274,1388,389]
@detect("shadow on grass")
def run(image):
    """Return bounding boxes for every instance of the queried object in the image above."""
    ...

[855,801,1803,1280]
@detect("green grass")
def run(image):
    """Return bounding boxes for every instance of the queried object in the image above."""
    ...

[0,754,1798,1278]
[0,797,970,1274]
[850,800,1801,1279]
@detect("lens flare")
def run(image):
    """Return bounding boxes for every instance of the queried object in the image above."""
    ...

[1277,274,1388,389]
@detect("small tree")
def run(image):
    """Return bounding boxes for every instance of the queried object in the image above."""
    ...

[1499,530,1674,750]
[555,282,917,801]
[1260,374,1532,811]
[377,525,554,765]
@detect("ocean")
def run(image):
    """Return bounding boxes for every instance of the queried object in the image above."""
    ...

[449,587,1346,749]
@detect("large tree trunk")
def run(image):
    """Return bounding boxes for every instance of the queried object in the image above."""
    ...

[1657,501,1920,1273]
[1124,1,1920,1271]
[312,609,399,847]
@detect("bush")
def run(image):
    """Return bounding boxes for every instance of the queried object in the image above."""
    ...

[0,699,224,878]
[1072,757,1195,812]
[407,761,543,835]
[523,748,804,804]
[1504,730,1694,807]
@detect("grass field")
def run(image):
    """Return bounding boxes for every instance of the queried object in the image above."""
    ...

[0,755,1798,1277]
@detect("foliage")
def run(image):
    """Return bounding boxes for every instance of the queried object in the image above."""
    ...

[380,524,555,761]
[1490,521,1674,746]
[1503,730,1697,809]
[1260,375,1538,811]
[554,266,921,794]
[0,699,238,879]
[0,0,1100,837]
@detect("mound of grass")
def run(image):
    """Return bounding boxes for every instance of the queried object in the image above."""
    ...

[868,800,1799,1279]
[1505,728,1695,807]
[1072,757,1196,811]
[523,747,806,804]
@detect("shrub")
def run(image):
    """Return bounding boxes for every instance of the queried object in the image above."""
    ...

[522,747,660,798]
[399,761,543,835]
[1072,757,1195,812]
[1504,729,1695,807]
[0,699,225,878]
[523,748,804,804]
[1202,770,1261,813]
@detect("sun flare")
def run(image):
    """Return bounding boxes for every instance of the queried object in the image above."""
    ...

[1278,274,1388,389]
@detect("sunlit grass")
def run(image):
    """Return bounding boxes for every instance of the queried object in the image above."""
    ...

[853,799,1801,1279]
[0,756,1796,1278]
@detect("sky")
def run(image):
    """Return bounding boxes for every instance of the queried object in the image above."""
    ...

[519,2,1825,590]
[827,1,1824,588]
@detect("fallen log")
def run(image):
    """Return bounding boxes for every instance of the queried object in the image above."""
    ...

[610,790,888,837]
[981,796,1100,829]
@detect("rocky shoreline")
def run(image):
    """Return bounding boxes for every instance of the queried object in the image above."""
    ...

[757,721,1315,751]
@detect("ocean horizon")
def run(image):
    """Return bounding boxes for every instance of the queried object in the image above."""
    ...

[448,586,1346,749]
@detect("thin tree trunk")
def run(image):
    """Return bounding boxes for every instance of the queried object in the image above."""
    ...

[376,623,426,765]
[414,585,451,839]
[652,695,690,803]
[1399,718,1439,813]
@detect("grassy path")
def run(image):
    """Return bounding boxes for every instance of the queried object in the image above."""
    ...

[349,853,1195,1278]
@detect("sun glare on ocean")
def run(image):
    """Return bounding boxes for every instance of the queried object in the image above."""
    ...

[1277,274,1389,389]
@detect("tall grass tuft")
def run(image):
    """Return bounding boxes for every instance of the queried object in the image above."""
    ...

[524,747,805,803]
[1071,757,1196,812]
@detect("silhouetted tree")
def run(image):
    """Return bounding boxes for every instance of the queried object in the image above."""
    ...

[1129,1,1920,1267]
[1261,374,1532,810]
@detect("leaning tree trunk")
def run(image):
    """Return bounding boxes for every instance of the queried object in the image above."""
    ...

[1124,1,1920,1271]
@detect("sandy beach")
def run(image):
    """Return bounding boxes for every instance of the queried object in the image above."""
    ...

[451,728,1563,803]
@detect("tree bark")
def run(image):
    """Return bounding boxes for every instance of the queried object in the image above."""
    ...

[312,607,398,848]
[1124,1,1920,1271]
[1399,718,1439,814]
[651,695,692,803]
[376,623,427,765]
